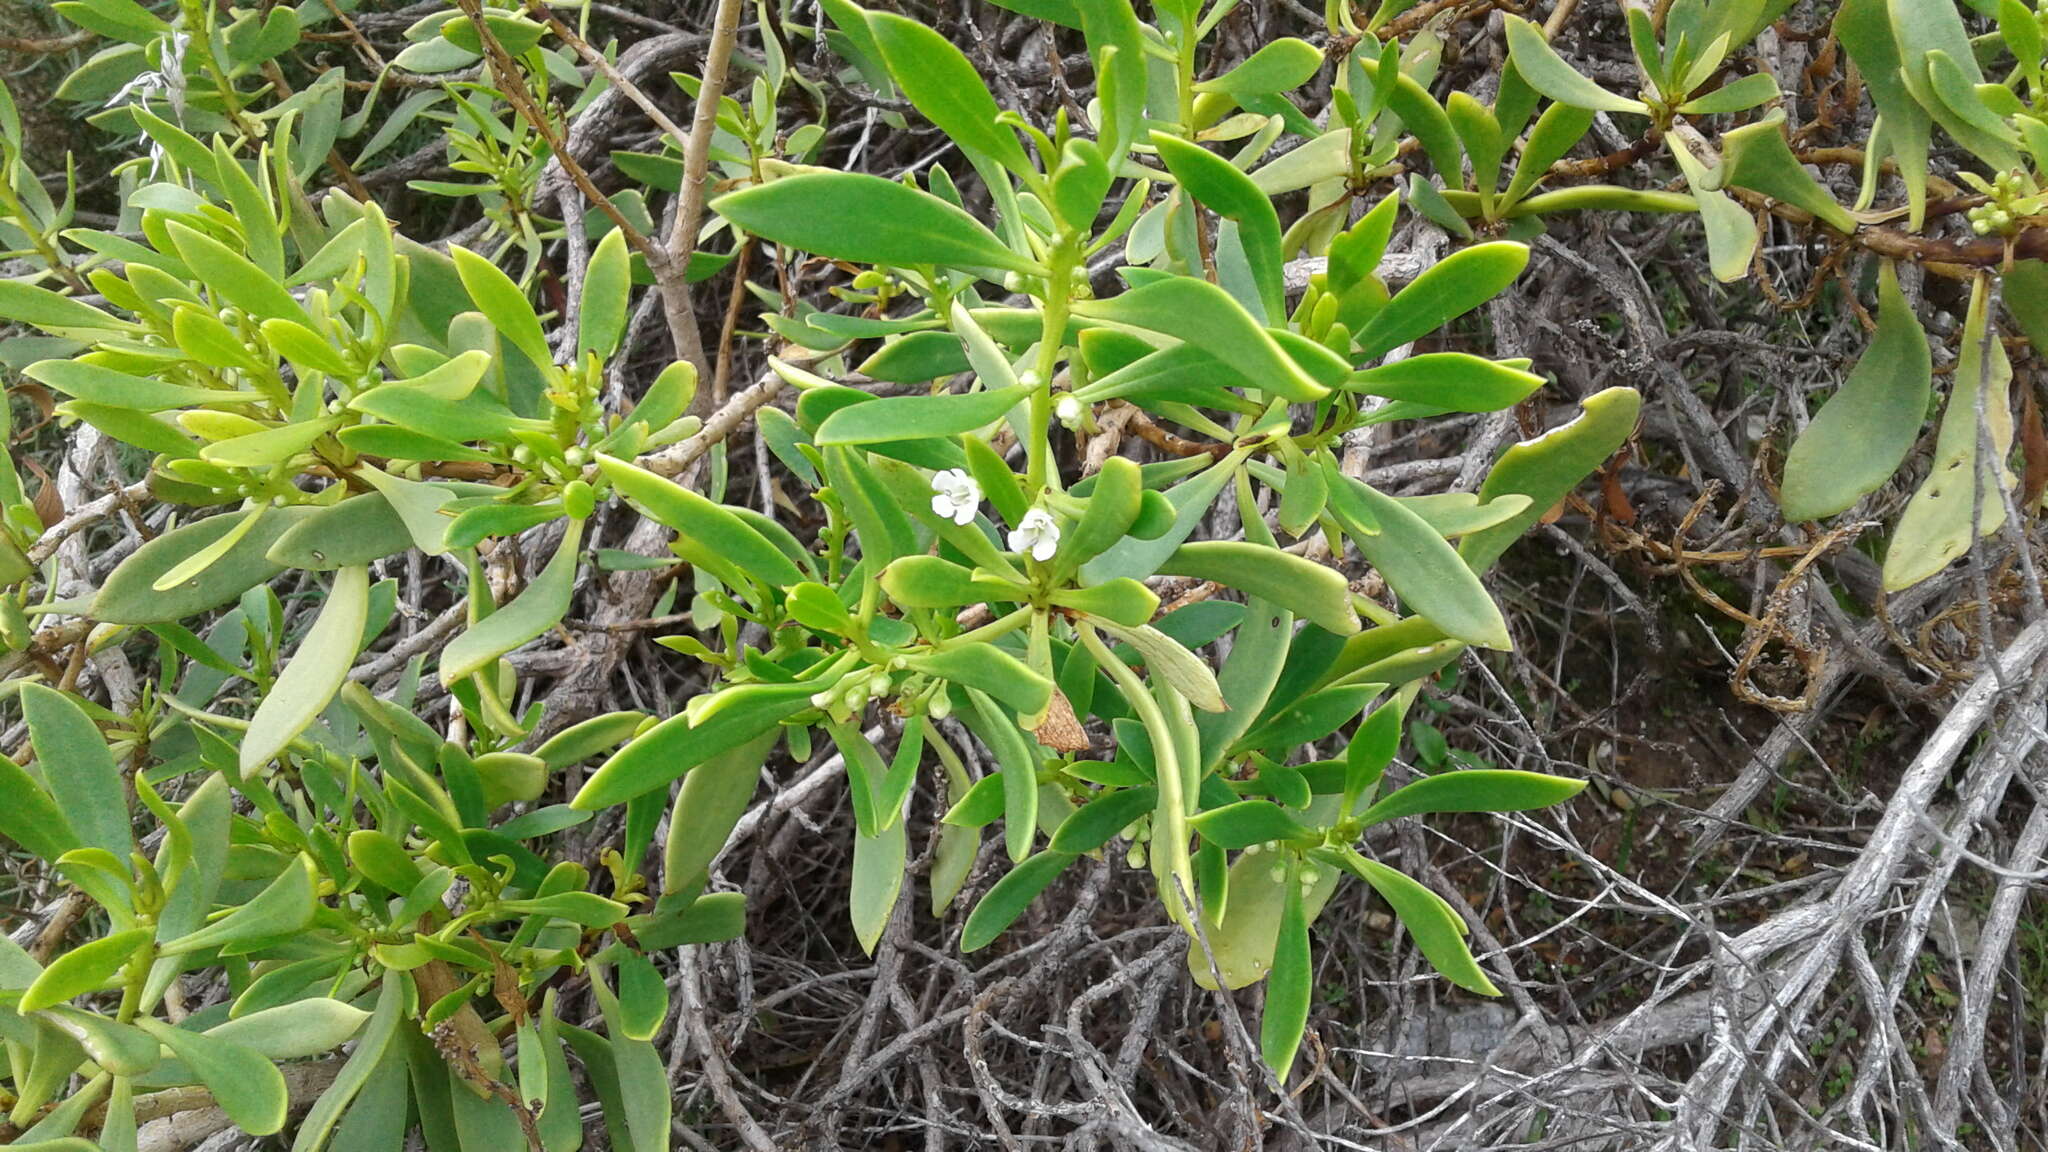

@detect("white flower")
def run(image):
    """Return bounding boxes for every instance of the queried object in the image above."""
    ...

[1010,507,1061,562]
[929,468,981,526]
[1055,395,1083,425]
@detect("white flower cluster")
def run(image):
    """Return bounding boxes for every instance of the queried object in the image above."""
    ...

[928,468,980,525]
[928,470,1062,561]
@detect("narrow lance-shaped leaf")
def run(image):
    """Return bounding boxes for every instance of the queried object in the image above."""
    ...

[1074,278,1329,401]
[1335,847,1499,996]
[813,384,1029,445]
[579,227,631,361]
[597,455,802,589]
[1189,800,1315,849]
[961,851,1076,951]
[867,10,1035,179]
[290,975,405,1152]
[849,815,906,956]
[1502,15,1649,113]
[241,565,371,774]
[0,280,132,335]
[574,679,821,809]
[962,686,1042,862]
[1155,540,1359,636]
[1355,769,1584,827]
[1353,241,1529,361]
[1720,112,1856,233]
[450,245,554,372]
[1835,0,1932,226]
[1321,467,1511,650]
[1260,861,1312,1082]
[439,519,583,687]
[662,731,778,897]
[159,854,316,955]
[1092,620,1227,713]
[713,172,1040,274]
[167,221,309,325]
[1048,786,1156,854]
[204,999,370,1060]
[0,752,80,863]
[1153,132,1285,322]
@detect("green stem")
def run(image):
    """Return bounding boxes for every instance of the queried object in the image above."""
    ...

[1026,240,1078,497]
[937,605,1033,650]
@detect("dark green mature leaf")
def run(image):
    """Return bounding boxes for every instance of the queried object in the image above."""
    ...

[662,732,777,896]
[1356,768,1584,826]
[1352,53,1467,183]
[867,10,1034,178]
[1335,848,1499,995]
[814,385,1028,445]
[1260,866,1311,1081]
[962,851,1076,951]
[574,680,819,809]
[1189,800,1314,849]
[1321,467,1510,650]
[22,684,129,861]
[1076,278,1328,401]
[1781,263,1930,520]
[1048,786,1156,853]
[714,172,1039,274]
[960,687,1041,862]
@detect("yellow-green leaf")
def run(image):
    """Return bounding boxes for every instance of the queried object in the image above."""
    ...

[241,565,370,773]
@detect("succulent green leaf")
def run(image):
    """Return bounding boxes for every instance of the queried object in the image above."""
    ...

[713,172,1039,274]
[241,565,370,773]
[1781,263,1930,520]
